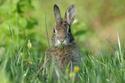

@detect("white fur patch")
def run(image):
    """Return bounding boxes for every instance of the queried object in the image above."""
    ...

[55,40,61,46]
[55,39,67,46]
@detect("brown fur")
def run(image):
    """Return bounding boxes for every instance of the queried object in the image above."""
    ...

[46,4,80,72]
[46,43,80,69]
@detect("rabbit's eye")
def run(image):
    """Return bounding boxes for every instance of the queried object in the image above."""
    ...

[53,29,57,33]
[67,27,71,33]
[53,29,55,33]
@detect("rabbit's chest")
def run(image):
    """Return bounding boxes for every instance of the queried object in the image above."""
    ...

[48,46,74,67]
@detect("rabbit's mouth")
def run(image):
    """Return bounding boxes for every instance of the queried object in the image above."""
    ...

[54,39,68,47]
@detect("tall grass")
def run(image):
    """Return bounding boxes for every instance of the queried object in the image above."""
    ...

[0,31,125,83]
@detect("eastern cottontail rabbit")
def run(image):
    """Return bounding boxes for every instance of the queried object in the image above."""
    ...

[46,4,80,72]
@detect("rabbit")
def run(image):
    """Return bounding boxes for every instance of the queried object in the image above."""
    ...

[46,4,81,72]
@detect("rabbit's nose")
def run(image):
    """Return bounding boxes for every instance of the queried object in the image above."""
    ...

[60,39,64,42]
[59,37,66,43]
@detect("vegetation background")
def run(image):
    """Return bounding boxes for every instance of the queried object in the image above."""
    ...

[0,0,125,83]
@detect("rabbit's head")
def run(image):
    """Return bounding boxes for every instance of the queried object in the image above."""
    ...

[52,4,76,47]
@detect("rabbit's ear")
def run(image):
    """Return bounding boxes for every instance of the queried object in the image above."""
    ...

[65,5,76,25]
[53,4,62,24]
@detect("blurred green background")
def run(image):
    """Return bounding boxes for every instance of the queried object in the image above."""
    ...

[0,0,125,83]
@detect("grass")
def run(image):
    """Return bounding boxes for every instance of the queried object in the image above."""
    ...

[0,34,125,83]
